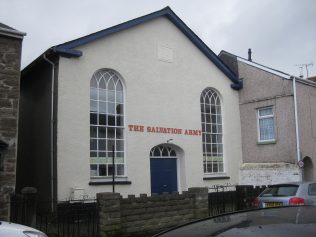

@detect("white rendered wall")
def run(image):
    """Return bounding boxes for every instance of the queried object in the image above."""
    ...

[57,17,242,200]
[239,163,301,186]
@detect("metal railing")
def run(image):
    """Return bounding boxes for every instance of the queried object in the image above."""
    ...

[10,195,98,237]
[208,185,265,216]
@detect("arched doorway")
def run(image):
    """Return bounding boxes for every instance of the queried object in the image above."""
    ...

[150,145,178,194]
[303,156,314,181]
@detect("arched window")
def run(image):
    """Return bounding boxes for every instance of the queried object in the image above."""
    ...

[150,145,177,158]
[200,88,223,174]
[90,69,125,177]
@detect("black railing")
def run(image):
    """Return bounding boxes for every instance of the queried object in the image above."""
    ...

[236,185,266,210]
[37,201,98,237]
[208,185,237,216]
[10,196,98,237]
[208,185,266,216]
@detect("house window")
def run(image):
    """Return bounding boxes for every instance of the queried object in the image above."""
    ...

[257,107,275,142]
[200,88,223,174]
[90,69,125,177]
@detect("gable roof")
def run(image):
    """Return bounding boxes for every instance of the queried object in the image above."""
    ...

[27,7,242,89]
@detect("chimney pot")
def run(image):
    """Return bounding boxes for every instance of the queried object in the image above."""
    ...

[248,48,252,62]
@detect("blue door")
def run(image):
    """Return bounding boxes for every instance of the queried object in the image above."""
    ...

[150,158,178,194]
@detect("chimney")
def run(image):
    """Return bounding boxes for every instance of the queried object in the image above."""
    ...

[248,48,252,62]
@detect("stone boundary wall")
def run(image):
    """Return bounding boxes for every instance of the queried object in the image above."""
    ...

[97,187,208,237]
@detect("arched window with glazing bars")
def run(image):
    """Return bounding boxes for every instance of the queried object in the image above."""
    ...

[90,69,125,177]
[150,145,177,158]
[200,88,223,174]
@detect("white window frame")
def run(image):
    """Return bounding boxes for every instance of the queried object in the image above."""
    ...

[200,88,224,174]
[90,69,126,179]
[257,107,276,142]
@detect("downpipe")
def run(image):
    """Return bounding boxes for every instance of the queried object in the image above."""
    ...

[292,76,302,181]
[43,54,55,212]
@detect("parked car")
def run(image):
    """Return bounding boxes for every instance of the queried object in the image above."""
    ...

[253,181,316,208]
[152,206,316,237]
[0,221,47,237]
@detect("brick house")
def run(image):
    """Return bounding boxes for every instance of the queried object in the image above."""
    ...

[0,23,25,221]
[219,50,316,186]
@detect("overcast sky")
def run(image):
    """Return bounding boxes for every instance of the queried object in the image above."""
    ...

[1,0,316,77]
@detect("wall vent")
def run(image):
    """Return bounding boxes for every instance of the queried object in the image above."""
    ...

[70,188,85,200]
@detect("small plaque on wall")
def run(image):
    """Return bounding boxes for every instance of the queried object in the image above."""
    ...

[158,43,173,63]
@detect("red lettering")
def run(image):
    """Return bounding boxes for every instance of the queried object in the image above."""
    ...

[183,129,201,136]
[135,125,144,132]
[128,125,144,132]
[133,125,200,136]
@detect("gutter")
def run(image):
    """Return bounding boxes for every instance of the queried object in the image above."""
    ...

[53,47,82,58]
[231,80,243,90]
[0,26,26,39]
[43,54,55,211]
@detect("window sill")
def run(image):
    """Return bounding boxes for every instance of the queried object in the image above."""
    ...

[89,181,132,185]
[203,176,230,180]
[257,140,276,145]
[89,176,131,185]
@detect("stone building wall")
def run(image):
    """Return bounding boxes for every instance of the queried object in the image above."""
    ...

[97,187,208,237]
[0,25,24,221]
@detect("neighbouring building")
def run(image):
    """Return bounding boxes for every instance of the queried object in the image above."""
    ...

[219,50,316,186]
[16,7,243,204]
[0,23,25,220]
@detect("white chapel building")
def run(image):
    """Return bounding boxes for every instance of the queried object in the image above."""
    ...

[17,7,243,202]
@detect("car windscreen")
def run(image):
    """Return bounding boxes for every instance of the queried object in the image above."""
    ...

[153,206,316,237]
[260,185,299,197]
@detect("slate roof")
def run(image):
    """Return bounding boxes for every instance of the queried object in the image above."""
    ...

[219,50,316,88]
[0,23,15,30]
[0,22,26,39]
[219,50,292,79]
